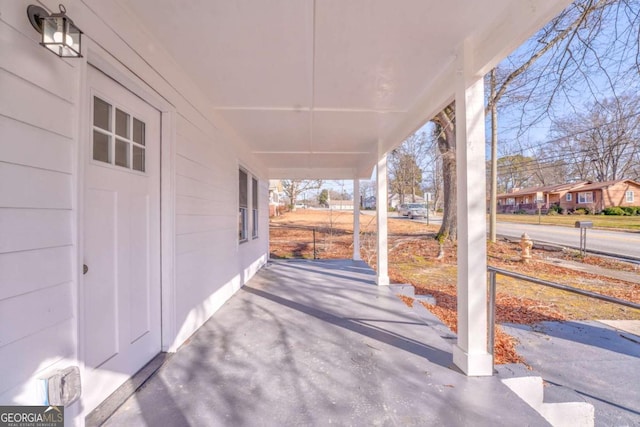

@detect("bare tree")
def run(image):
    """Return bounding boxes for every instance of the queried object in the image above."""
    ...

[388,132,429,204]
[552,94,640,181]
[496,154,537,192]
[281,179,322,210]
[492,0,640,128]
[432,104,457,250]
[423,143,444,213]
[431,0,640,242]
[360,180,376,208]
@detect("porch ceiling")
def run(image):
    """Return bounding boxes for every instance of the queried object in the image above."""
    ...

[120,0,569,179]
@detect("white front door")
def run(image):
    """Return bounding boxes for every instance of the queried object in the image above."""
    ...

[83,67,161,411]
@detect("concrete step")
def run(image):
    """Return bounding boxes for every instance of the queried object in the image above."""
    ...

[502,376,594,427]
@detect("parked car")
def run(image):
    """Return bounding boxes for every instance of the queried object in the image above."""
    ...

[398,203,428,219]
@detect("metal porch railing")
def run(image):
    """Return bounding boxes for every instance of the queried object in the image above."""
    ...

[487,266,640,366]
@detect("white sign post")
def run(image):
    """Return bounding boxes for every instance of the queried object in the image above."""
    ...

[536,191,544,224]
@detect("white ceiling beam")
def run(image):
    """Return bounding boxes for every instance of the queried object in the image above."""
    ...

[379,61,457,156]
[268,167,358,180]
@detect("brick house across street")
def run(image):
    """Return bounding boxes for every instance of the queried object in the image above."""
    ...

[497,179,640,213]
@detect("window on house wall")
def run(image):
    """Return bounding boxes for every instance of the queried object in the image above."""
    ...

[566,193,572,201]
[626,190,635,203]
[252,177,258,238]
[239,169,248,242]
[577,191,593,204]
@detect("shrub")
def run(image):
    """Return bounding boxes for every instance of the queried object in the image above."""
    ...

[622,206,639,216]
[603,207,625,216]
[574,208,587,215]
[548,204,563,214]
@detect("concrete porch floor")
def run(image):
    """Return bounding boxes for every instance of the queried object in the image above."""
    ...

[101,259,550,426]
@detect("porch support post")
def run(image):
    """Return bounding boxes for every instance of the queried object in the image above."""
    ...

[376,151,390,286]
[353,177,362,261]
[452,43,493,376]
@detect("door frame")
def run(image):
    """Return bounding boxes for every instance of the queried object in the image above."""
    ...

[76,45,177,413]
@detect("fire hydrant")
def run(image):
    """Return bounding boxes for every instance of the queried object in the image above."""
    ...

[520,233,533,263]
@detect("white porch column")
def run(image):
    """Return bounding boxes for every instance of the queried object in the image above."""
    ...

[376,153,390,286]
[353,178,361,261]
[452,45,493,376]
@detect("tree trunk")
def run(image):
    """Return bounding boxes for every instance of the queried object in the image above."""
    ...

[433,105,457,251]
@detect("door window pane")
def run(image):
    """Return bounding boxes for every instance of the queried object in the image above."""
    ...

[92,96,146,173]
[93,131,110,163]
[133,146,145,172]
[94,97,111,131]
[116,109,129,138]
[133,118,145,146]
[115,139,130,167]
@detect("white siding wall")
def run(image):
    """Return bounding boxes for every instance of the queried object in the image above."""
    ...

[0,0,78,407]
[0,0,269,418]
[173,114,266,346]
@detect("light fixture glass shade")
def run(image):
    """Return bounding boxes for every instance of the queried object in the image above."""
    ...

[41,12,82,57]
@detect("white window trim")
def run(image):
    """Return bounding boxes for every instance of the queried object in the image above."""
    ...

[239,169,248,243]
[566,193,572,202]
[626,190,634,203]
[577,191,593,204]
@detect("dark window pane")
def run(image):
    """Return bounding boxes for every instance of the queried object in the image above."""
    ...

[93,131,110,163]
[133,118,145,146]
[115,138,129,167]
[93,97,111,130]
[239,170,248,207]
[133,146,145,172]
[239,208,247,241]
[252,178,258,206]
[116,109,129,138]
[252,209,258,238]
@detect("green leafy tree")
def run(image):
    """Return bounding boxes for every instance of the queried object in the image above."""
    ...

[318,189,329,207]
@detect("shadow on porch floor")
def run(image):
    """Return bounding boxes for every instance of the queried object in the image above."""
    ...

[100,259,549,426]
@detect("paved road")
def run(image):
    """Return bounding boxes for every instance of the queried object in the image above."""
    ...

[372,212,638,261]
[393,213,639,261]
[392,214,442,226]
[495,222,640,261]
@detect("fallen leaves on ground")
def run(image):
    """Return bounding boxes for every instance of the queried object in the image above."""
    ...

[270,210,640,365]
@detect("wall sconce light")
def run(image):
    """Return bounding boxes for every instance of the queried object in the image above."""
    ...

[27,4,83,58]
